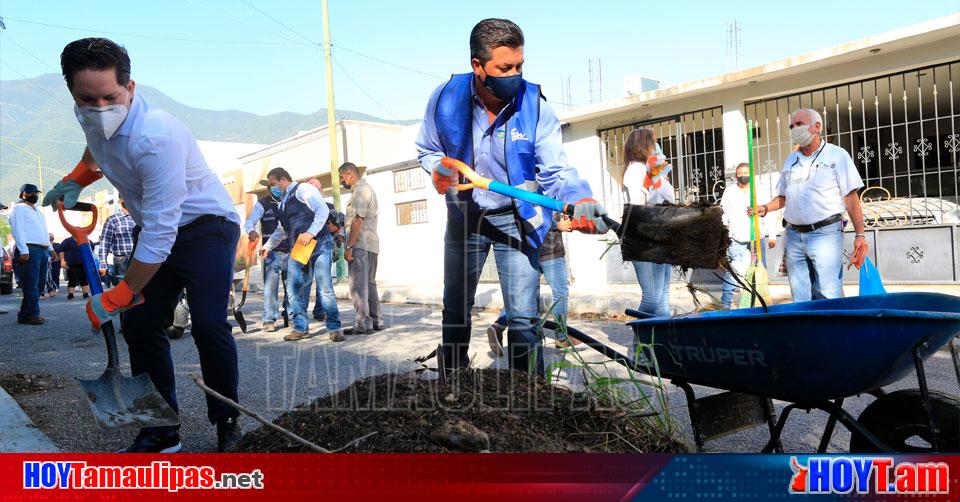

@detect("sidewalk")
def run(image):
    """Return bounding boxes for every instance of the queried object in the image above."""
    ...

[0,386,59,452]
[333,281,959,316]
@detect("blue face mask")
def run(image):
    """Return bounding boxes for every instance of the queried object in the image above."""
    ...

[270,186,282,198]
[482,73,523,102]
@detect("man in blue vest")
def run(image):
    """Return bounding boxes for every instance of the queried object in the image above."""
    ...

[415,19,608,374]
[245,183,290,333]
[262,167,344,342]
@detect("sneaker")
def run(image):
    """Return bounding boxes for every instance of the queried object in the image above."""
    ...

[216,417,241,452]
[17,317,45,325]
[329,330,346,342]
[373,323,386,331]
[67,293,75,300]
[118,430,182,453]
[283,330,312,341]
[262,321,276,333]
[554,336,584,349]
[343,327,372,336]
[486,323,505,357]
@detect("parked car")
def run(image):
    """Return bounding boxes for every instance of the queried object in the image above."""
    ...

[1,247,12,295]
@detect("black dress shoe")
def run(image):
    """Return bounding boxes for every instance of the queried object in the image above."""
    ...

[17,317,45,325]
[118,431,182,453]
[343,327,372,336]
[217,417,242,452]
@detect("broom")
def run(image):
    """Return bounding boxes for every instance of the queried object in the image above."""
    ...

[739,120,772,308]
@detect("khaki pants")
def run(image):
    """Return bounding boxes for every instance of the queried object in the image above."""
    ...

[349,249,382,331]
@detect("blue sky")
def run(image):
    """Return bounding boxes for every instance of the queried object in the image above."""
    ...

[0,1,957,120]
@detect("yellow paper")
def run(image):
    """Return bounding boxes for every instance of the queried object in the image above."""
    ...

[290,237,317,265]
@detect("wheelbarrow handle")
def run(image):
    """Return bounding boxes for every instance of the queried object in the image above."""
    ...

[58,201,120,369]
[440,157,621,235]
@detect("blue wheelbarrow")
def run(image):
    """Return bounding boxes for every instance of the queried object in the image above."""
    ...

[555,292,960,453]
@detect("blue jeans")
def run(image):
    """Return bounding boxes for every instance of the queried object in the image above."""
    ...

[122,217,240,435]
[632,261,672,318]
[312,247,340,318]
[262,250,288,323]
[784,221,844,301]
[495,256,569,337]
[18,245,49,320]
[721,241,751,307]
[287,237,340,333]
[443,210,542,373]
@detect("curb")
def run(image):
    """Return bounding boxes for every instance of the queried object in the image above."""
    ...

[0,386,59,452]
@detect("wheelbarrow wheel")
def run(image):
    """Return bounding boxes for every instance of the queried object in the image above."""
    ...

[850,389,959,453]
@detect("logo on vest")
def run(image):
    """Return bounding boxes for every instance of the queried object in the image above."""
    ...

[510,128,530,142]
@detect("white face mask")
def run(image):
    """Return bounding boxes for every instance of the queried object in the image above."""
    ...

[74,103,129,140]
[790,124,815,147]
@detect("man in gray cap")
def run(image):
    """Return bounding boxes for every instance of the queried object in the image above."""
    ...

[9,184,56,324]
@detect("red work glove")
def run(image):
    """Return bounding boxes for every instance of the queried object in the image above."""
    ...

[850,235,869,269]
[431,163,458,195]
[643,154,672,190]
[569,198,609,234]
[85,280,143,331]
[42,160,103,208]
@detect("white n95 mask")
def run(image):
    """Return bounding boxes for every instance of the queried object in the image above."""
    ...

[790,125,815,147]
[75,104,129,140]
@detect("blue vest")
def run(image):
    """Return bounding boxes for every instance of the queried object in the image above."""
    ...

[278,183,330,260]
[258,195,289,253]
[434,73,550,250]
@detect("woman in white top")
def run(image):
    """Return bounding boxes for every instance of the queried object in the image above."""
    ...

[619,128,676,318]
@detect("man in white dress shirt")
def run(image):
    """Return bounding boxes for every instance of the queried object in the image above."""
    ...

[43,38,242,453]
[10,184,56,325]
[751,108,868,301]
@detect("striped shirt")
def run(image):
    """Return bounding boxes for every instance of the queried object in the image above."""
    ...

[97,210,136,264]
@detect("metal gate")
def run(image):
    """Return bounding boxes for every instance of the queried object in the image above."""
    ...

[599,107,726,283]
[745,60,960,283]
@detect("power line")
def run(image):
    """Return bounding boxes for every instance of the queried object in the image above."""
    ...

[238,0,319,47]
[331,54,401,124]
[0,16,303,45]
[0,61,71,106]
[334,45,443,79]
[0,32,60,73]
[186,0,316,48]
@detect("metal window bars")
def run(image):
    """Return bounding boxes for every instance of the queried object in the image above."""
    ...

[598,107,726,219]
[745,60,960,227]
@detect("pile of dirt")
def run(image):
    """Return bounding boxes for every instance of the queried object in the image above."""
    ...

[0,373,66,396]
[619,203,729,269]
[233,368,685,453]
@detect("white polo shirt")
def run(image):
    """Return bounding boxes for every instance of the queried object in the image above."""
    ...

[776,142,864,226]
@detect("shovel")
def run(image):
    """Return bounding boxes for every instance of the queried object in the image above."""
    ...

[232,239,257,333]
[58,202,179,429]
[439,157,729,269]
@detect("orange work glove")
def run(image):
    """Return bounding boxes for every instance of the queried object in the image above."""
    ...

[85,280,143,331]
[569,198,609,234]
[42,160,103,208]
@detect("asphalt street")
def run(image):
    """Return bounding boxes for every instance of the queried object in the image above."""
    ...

[1,288,957,453]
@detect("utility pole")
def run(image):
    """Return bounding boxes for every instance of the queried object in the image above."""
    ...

[322,0,346,280]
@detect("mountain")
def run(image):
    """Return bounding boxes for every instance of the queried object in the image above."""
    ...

[0,73,415,204]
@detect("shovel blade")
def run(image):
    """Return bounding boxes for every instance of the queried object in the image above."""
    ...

[77,368,180,429]
[234,309,248,333]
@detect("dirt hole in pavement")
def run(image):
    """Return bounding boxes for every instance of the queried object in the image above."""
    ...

[0,373,67,396]
[233,368,686,453]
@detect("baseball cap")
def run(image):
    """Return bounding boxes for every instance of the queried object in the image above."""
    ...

[19,183,41,194]
[259,179,270,187]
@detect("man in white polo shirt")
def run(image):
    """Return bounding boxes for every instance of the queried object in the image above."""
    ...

[751,108,868,301]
